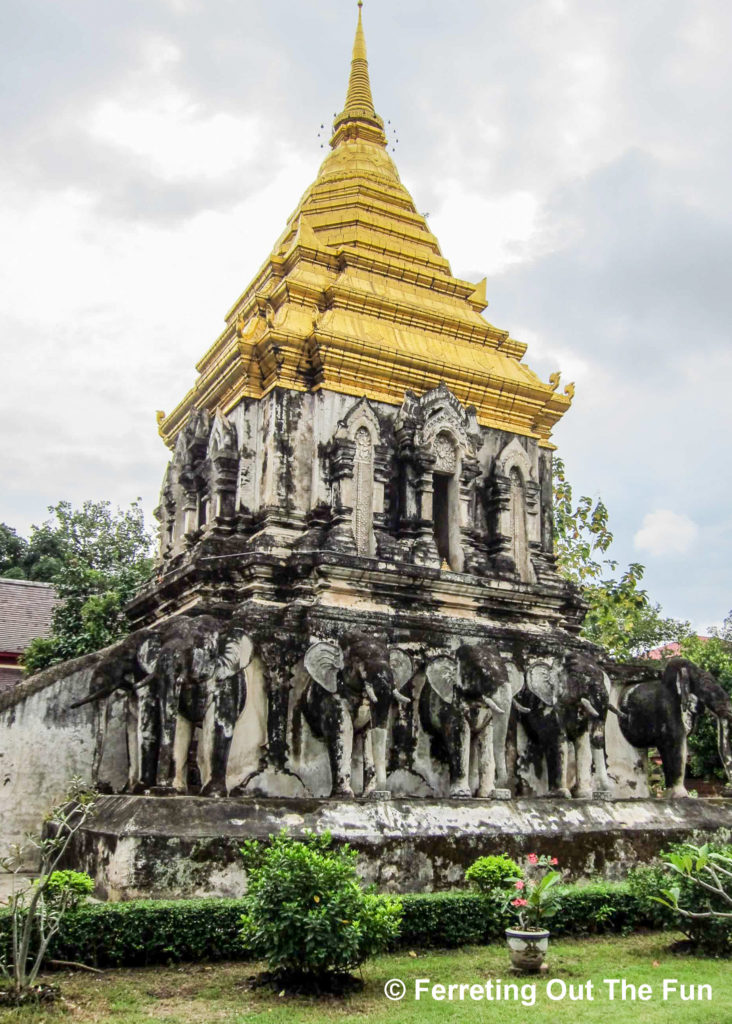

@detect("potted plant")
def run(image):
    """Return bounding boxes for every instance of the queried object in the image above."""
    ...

[504,853,561,972]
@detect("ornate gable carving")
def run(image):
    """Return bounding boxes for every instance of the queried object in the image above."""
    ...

[207,410,238,457]
[496,436,534,482]
[396,383,480,461]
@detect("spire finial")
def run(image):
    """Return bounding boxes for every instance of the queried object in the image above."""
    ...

[330,1,386,148]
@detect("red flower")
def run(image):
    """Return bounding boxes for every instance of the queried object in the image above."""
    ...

[511,898,528,907]
[550,857,558,866]
[527,853,538,865]
[514,880,525,890]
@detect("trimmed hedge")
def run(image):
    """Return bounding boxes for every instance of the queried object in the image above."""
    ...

[397,883,675,950]
[0,883,674,968]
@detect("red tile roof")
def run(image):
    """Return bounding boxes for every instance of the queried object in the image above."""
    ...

[0,578,58,655]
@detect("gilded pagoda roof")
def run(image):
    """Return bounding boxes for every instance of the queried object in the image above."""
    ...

[158,4,573,449]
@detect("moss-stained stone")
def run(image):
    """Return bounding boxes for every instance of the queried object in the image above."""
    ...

[67,793,732,900]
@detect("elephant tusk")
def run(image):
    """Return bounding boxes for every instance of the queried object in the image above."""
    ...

[581,697,600,719]
[484,696,507,715]
[364,683,379,705]
[393,690,410,706]
[513,699,531,714]
[133,672,157,692]
[69,686,113,709]
[607,703,625,718]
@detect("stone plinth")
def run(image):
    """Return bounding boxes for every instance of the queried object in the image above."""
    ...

[69,794,732,900]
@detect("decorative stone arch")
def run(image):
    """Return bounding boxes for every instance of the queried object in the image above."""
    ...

[327,398,386,557]
[493,437,540,582]
[207,410,237,457]
[495,436,533,482]
[396,383,482,571]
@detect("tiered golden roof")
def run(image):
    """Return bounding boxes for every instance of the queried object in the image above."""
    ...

[159,3,572,448]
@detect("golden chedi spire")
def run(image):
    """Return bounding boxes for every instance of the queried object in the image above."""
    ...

[331,1,387,149]
[158,4,573,451]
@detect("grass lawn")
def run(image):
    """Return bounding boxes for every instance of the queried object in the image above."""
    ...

[1,933,730,1024]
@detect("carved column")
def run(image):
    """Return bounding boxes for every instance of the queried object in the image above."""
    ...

[209,448,239,534]
[458,455,483,573]
[372,442,397,558]
[411,447,440,567]
[324,437,358,554]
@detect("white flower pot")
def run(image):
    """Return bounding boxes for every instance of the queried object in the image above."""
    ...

[505,928,550,972]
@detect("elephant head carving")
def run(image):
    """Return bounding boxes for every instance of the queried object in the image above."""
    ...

[301,632,412,798]
[420,642,521,798]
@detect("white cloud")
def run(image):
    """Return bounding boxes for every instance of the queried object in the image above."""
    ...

[88,93,262,182]
[634,510,700,557]
[428,181,543,275]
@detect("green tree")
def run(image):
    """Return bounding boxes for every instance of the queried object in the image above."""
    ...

[22,500,154,675]
[0,523,29,579]
[682,614,732,779]
[552,457,691,659]
[0,520,66,582]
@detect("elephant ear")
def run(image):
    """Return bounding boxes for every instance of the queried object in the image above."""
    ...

[526,663,557,707]
[389,649,413,691]
[504,661,525,697]
[426,656,458,704]
[137,635,162,675]
[215,630,254,679]
[304,641,344,694]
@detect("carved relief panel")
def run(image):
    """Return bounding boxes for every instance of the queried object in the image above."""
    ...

[326,398,387,557]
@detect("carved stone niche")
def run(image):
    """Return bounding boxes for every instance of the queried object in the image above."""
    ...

[156,409,213,557]
[485,437,540,583]
[325,398,388,557]
[154,463,177,561]
[395,383,482,572]
[206,411,239,531]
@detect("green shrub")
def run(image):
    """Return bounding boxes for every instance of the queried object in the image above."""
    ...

[465,855,523,894]
[239,830,402,979]
[627,865,678,930]
[40,871,94,907]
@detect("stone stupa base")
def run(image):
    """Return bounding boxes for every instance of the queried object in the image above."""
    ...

[66,793,732,901]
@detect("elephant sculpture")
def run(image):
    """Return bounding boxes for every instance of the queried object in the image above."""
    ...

[69,626,165,790]
[616,657,732,797]
[300,631,412,798]
[140,615,253,796]
[70,614,253,797]
[516,651,611,799]
[419,641,521,798]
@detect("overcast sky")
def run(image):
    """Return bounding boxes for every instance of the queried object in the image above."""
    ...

[1,0,730,631]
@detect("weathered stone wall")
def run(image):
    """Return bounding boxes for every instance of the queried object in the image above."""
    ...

[0,649,127,866]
